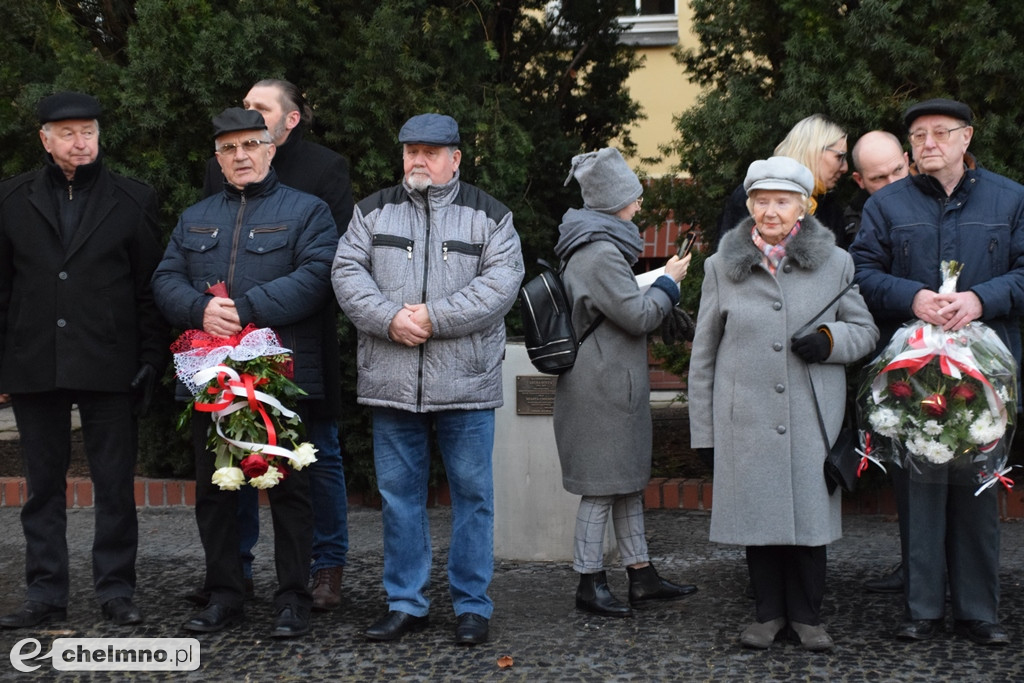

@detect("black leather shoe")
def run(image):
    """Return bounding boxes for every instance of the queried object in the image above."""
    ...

[896,618,943,641]
[102,597,143,626]
[954,620,1010,645]
[865,563,904,594]
[454,613,489,645]
[627,564,697,608]
[183,603,244,633]
[0,601,67,629]
[575,571,632,618]
[271,604,311,639]
[364,611,429,641]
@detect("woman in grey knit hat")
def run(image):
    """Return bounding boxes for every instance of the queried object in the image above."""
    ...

[553,147,697,618]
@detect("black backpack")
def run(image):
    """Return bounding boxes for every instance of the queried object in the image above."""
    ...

[519,258,604,375]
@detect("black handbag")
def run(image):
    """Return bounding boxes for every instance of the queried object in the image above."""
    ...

[794,282,863,495]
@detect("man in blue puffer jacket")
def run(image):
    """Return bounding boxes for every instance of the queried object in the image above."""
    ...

[851,98,1024,647]
[152,108,337,639]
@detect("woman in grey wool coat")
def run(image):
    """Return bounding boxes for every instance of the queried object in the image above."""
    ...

[688,157,878,651]
[553,147,698,618]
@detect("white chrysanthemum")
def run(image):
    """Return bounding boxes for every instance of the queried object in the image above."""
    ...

[212,467,246,491]
[969,410,1005,445]
[869,407,902,438]
[291,442,319,470]
[249,465,285,489]
[922,420,943,436]
[998,386,1012,404]
[906,435,954,465]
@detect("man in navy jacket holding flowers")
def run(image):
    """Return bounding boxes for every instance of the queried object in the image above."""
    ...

[152,107,337,639]
[851,98,1024,646]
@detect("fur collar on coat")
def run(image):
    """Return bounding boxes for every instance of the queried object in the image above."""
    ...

[717,214,836,283]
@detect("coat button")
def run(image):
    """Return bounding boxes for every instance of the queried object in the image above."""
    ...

[58,271,68,280]
[57,319,67,328]
[773,301,782,311]
[776,425,787,434]
[783,264,792,273]
[775,384,785,393]
[773,342,783,351]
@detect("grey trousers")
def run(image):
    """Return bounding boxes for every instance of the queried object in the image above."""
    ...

[573,493,648,573]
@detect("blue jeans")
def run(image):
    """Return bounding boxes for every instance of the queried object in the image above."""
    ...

[237,414,349,576]
[372,407,495,618]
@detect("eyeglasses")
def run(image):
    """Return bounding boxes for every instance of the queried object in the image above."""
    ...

[908,126,967,146]
[824,147,847,165]
[215,139,271,155]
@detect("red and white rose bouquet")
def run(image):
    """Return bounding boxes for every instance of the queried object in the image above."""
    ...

[172,284,317,490]
[859,262,1017,493]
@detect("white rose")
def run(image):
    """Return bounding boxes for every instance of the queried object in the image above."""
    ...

[211,467,246,491]
[291,442,319,470]
[249,465,285,490]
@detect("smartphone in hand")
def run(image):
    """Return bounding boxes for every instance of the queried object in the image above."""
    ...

[677,232,697,259]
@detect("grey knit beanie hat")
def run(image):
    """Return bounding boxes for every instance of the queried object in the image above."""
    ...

[564,147,643,214]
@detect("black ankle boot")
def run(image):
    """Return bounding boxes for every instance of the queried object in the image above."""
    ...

[575,571,632,617]
[627,564,698,608]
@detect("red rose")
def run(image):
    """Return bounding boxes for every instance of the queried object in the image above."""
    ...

[888,381,913,400]
[275,463,289,481]
[921,393,948,418]
[949,383,977,403]
[206,281,229,298]
[240,454,269,479]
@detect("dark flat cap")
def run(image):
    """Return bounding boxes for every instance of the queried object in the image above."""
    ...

[212,107,267,139]
[37,92,102,124]
[903,98,973,129]
[398,113,460,146]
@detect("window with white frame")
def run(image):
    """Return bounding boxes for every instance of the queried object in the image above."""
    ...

[619,0,678,46]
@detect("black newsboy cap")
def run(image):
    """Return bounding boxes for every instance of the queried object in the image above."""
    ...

[37,92,102,124]
[903,98,973,129]
[212,107,267,139]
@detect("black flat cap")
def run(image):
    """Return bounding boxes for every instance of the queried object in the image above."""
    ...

[903,98,973,129]
[212,107,267,139]
[398,113,460,146]
[37,92,102,124]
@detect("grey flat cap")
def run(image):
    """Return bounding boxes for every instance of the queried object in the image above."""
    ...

[37,92,102,124]
[212,107,267,139]
[903,98,973,129]
[399,113,460,146]
[744,156,815,196]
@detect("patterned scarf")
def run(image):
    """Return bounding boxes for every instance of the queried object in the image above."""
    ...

[751,220,802,275]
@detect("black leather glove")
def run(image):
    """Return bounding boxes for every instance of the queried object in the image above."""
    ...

[791,331,832,364]
[130,364,157,417]
[660,306,696,345]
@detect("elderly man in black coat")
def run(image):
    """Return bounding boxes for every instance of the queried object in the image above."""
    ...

[0,92,166,629]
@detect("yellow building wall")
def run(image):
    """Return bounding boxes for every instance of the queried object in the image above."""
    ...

[625,6,702,177]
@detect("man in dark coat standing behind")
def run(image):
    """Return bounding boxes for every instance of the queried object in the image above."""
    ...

[0,92,165,628]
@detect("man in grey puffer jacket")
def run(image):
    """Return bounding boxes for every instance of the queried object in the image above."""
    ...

[332,113,523,645]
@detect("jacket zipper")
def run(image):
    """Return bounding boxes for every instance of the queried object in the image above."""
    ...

[371,233,414,258]
[227,193,247,290]
[416,196,432,411]
[441,240,483,261]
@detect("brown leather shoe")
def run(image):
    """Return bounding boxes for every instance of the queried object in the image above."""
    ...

[311,566,343,612]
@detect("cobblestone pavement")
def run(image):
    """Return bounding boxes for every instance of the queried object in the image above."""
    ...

[0,506,1022,681]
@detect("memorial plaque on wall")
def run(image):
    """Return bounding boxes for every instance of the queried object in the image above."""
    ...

[516,375,557,415]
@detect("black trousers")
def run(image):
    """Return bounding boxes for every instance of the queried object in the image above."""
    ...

[13,390,138,607]
[746,544,826,625]
[903,474,999,622]
[191,414,313,610]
